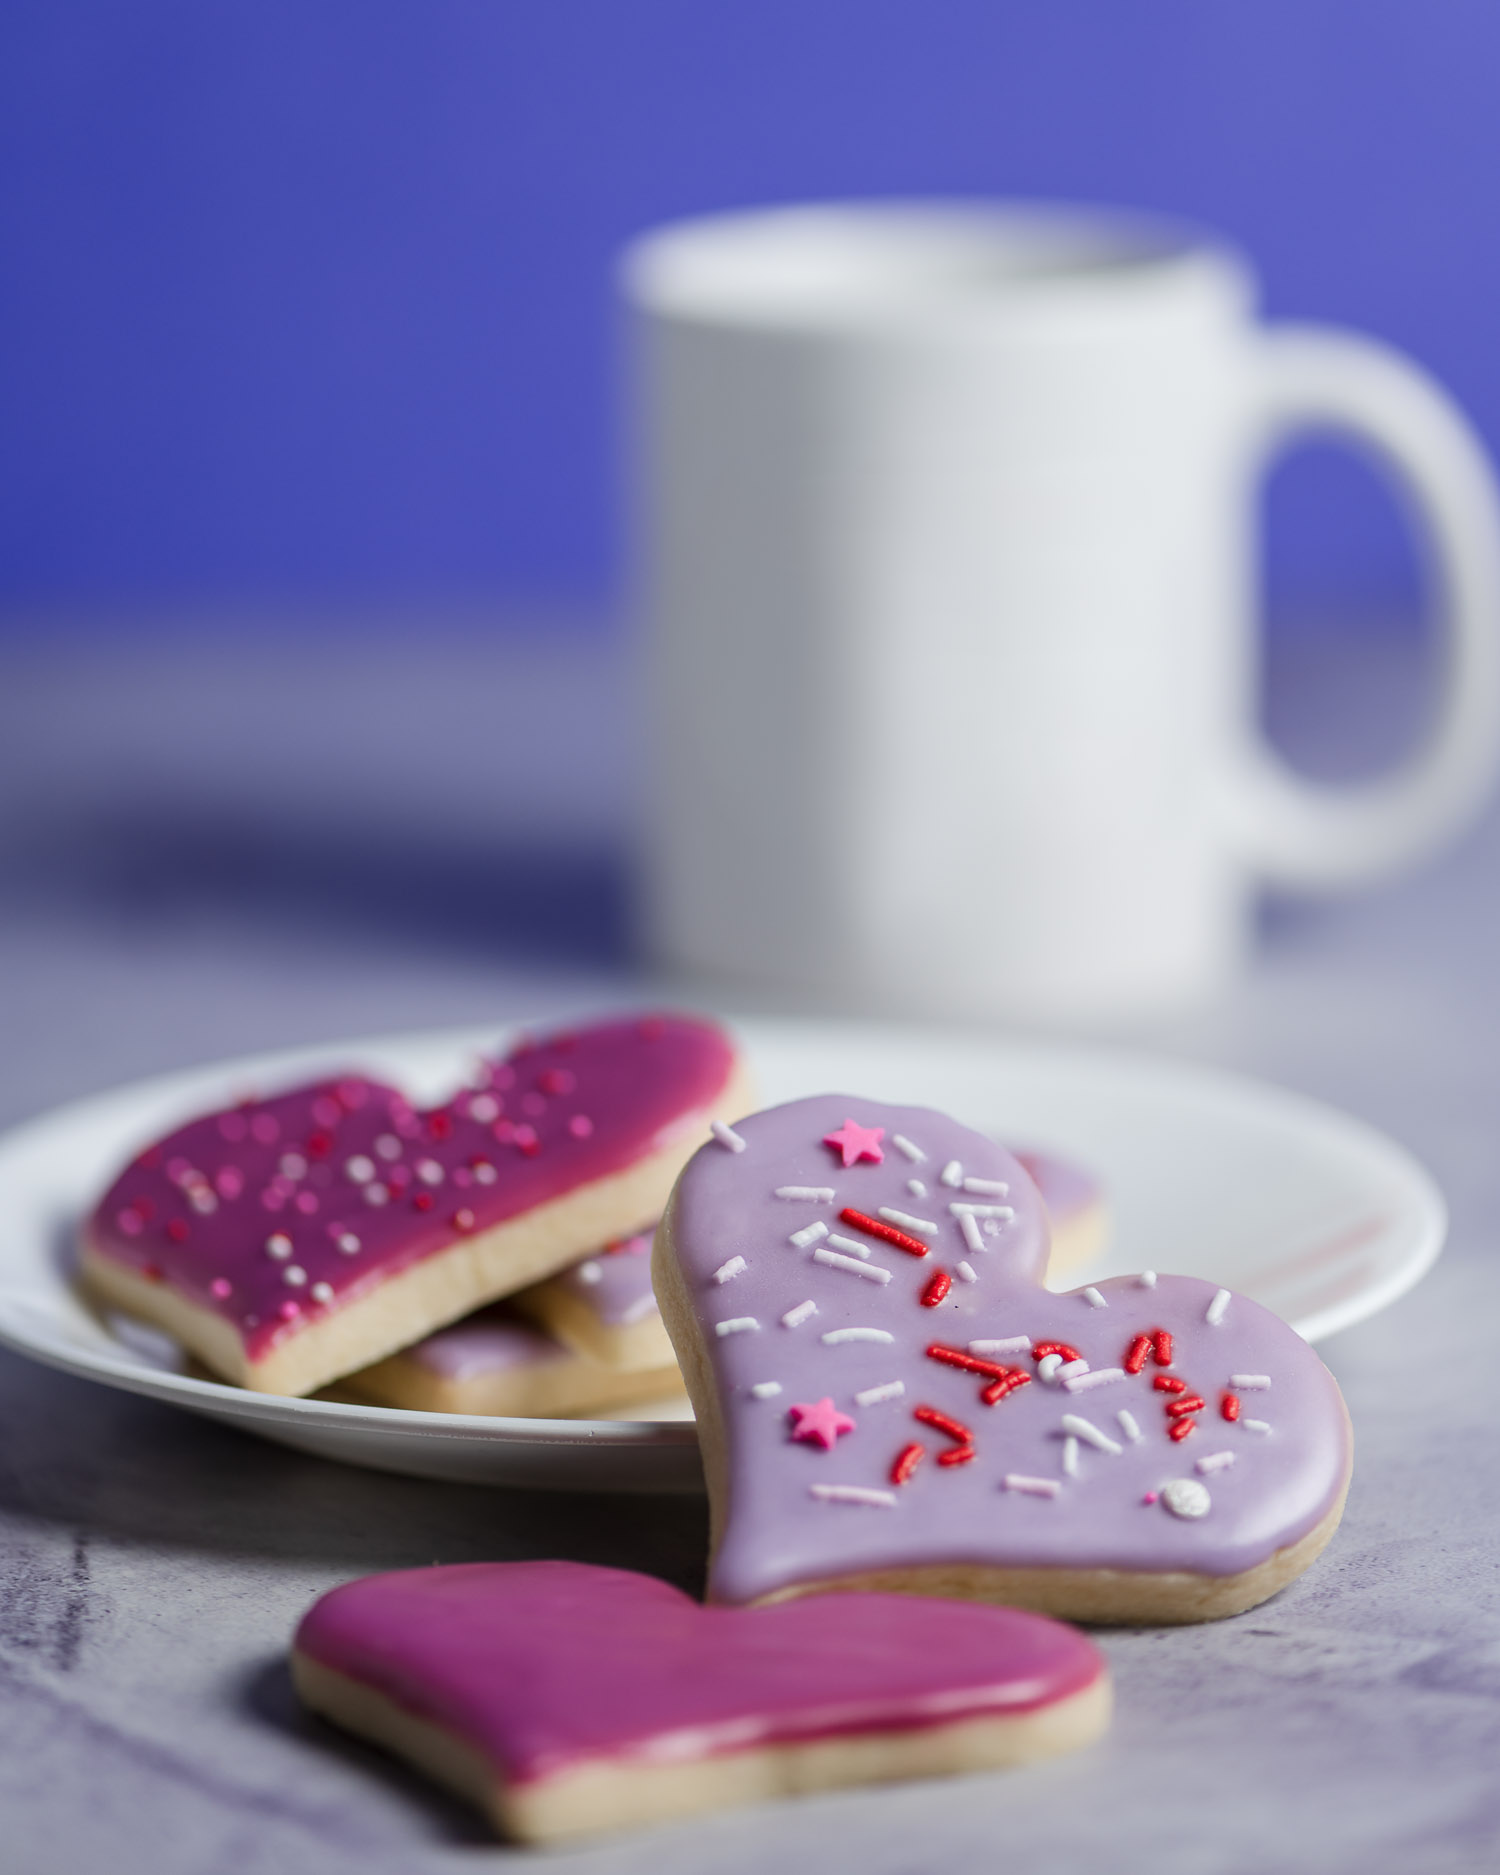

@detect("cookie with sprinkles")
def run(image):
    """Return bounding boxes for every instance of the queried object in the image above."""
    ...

[292,1560,1109,1841]
[82,1013,751,1397]
[1012,1147,1110,1277]
[653,1094,1352,1623]
[510,1229,677,1372]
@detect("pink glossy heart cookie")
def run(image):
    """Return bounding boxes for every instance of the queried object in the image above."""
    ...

[654,1095,1352,1623]
[82,1013,749,1396]
[292,1560,1108,1841]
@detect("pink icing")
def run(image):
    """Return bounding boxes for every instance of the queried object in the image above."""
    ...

[86,1015,733,1362]
[294,1560,1104,1787]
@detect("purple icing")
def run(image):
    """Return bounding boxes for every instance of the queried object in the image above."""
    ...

[86,1015,734,1362]
[1012,1148,1101,1229]
[662,1095,1351,1605]
[294,1560,1104,1787]
[552,1231,659,1328]
[406,1308,566,1381]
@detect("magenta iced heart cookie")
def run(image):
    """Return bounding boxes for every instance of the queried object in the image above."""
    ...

[654,1095,1352,1623]
[82,1013,749,1396]
[292,1560,1108,1841]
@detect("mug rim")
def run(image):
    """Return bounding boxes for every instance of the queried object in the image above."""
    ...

[622,198,1251,332]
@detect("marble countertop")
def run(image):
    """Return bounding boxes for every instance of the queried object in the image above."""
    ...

[0,624,1496,1873]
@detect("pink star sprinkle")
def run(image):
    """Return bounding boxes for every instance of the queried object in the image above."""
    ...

[787,1397,857,1451]
[822,1119,885,1168]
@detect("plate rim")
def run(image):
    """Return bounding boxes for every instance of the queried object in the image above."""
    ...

[0,1014,1448,1462]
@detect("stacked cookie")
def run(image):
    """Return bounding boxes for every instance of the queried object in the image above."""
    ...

[81,1013,752,1412]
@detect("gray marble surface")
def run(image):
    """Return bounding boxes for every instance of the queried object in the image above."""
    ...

[0,622,1497,1873]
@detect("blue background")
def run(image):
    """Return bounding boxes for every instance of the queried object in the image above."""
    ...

[1,0,1492,623]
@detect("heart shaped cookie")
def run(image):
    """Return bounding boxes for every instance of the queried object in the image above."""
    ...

[292,1560,1108,1841]
[654,1095,1352,1623]
[82,1013,749,1396]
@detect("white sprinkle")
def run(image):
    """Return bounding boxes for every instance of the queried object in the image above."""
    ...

[878,1207,938,1236]
[781,1300,818,1328]
[892,1135,927,1163]
[750,1381,783,1400]
[958,1213,985,1254]
[1062,1436,1080,1477]
[775,1186,835,1202]
[956,1260,978,1284]
[374,1134,403,1161]
[1241,1418,1272,1434]
[1082,1287,1108,1309]
[279,1153,308,1180]
[790,1221,829,1250]
[907,1179,928,1198]
[1197,1451,1236,1475]
[948,1203,1014,1219]
[1065,1367,1126,1394]
[577,1260,603,1285]
[472,1161,497,1185]
[1037,1354,1064,1384]
[940,1160,964,1188]
[265,1233,293,1261]
[1003,1474,1061,1499]
[344,1155,376,1184]
[336,1233,361,1255]
[1231,1374,1272,1390]
[711,1121,747,1153]
[283,1265,307,1288]
[963,1177,1010,1196]
[855,1380,906,1406]
[826,1233,872,1259]
[713,1256,747,1284]
[821,1327,894,1345]
[1058,1359,1090,1381]
[1117,1409,1143,1443]
[810,1484,898,1508]
[1061,1414,1122,1455]
[1161,1478,1212,1519]
[715,1317,759,1337]
[416,1158,445,1186]
[310,1281,334,1304]
[813,1248,892,1285]
[362,1183,388,1207]
[1206,1288,1232,1326]
[467,1095,500,1125]
[971,1336,1032,1355]
[621,1293,660,1325]
[1138,1270,1158,1288]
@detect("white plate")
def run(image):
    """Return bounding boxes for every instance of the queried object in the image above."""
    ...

[0,1018,1445,1493]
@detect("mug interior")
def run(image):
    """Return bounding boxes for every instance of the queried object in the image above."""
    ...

[626,202,1235,326]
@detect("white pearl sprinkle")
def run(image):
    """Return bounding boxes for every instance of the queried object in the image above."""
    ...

[375,1134,403,1161]
[265,1234,293,1260]
[283,1265,308,1287]
[472,1161,497,1185]
[416,1158,445,1186]
[468,1095,500,1124]
[279,1153,308,1180]
[345,1155,376,1184]
[336,1233,361,1255]
[310,1281,334,1304]
[1162,1478,1211,1519]
[577,1261,603,1285]
[362,1183,388,1207]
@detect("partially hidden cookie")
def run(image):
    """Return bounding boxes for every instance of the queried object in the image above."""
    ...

[511,1230,676,1372]
[82,1014,749,1396]
[338,1305,684,1418]
[1015,1148,1109,1277]
[292,1560,1109,1841]
[654,1095,1352,1623]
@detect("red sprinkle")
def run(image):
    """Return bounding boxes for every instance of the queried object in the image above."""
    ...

[1166,1395,1206,1417]
[926,1344,1010,1381]
[1124,1333,1152,1374]
[166,1219,189,1243]
[1154,1375,1187,1394]
[913,1404,974,1447]
[412,1191,434,1212]
[937,1445,977,1468]
[980,1371,1031,1405]
[1153,1329,1174,1367]
[920,1271,952,1307]
[891,1442,925,1485]
[839,1207,930,1258]
[1221,1391,1241,1422]
[1168,1416,1196,1442]
[428,1111,454,1140]
[1032,1340,1082,1364]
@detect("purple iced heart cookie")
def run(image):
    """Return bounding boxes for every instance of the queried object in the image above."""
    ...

[82,1013,749,1395]
[654,1095,1352,1623]
[292,1560,1108,1841]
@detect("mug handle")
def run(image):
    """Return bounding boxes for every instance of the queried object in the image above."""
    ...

[1236,325,1500,889]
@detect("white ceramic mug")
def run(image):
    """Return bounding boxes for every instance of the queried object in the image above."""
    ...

[623,203,1500,1023]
